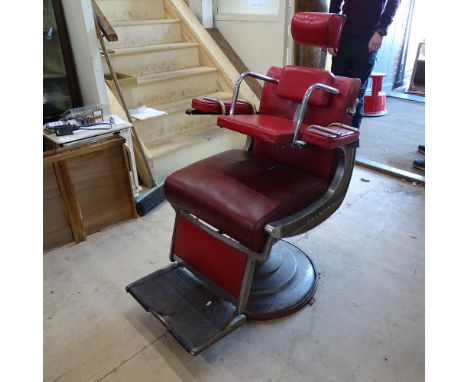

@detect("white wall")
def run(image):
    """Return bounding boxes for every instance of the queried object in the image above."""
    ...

[189,0,213,27]
[217,0,280,15]
[214,0,292,75]
[61,0,109,112]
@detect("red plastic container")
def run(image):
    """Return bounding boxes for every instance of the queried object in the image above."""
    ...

[364,73,387,117]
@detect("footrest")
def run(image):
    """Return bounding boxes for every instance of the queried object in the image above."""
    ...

[126,264,246,355]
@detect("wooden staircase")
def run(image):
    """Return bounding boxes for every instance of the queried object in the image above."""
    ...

[97,0,254,183]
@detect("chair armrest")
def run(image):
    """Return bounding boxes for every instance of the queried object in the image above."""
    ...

[301,123,359,149]
[230,71,279,116]
[187,96,256,115]
[292,83,340,148]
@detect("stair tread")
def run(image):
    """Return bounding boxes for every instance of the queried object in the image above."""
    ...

[145,124,230,159]
[108,42,199,56]
[100,0,248,182]
[137,67,217,85]
[112,19,181,26]
[133,92,231,145]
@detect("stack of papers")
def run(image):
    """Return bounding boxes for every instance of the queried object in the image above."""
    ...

[128,106,168,120]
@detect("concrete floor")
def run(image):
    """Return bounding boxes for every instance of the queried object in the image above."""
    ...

[44,166,425,382]
[359,97,425,175]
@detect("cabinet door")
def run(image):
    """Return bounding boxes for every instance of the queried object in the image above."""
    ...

[67,142,137,235]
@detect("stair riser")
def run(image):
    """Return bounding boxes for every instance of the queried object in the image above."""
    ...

[104,46,199,76]
[96,0,164,21]
[134,111,217,143]
[119,72,218,109]
[148,131,245,183]
[106,22,181,49]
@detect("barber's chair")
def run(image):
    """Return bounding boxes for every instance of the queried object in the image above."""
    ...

[127,12,361,356]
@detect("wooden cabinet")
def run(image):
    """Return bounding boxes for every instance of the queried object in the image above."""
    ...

[43,135,137,253]
[408,41,425,95]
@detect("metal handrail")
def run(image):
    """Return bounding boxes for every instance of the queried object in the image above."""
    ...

[230,71,279,116]
[291,83,340,148]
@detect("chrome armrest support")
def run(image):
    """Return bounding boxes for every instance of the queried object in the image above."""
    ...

[230,71,279,116]
[292,83,340,148]
[265,145,356,239]
[347,98,359,115]
[203,96,227,115]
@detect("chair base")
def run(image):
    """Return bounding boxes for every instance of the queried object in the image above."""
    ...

[246,240,319,320]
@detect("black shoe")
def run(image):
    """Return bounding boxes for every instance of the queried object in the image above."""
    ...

[418,144,425,154]
[413,159,425,171]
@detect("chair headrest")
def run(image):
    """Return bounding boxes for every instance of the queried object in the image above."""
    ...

[275,66,335,107]
[291,12,345,49]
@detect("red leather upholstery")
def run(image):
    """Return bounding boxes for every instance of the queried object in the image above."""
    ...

[174,214,247,298]
[302,124,360,149]
[217,115,307,145]
[164,150,328,252]
[171,35,360,255]
[275,66,335,107]
[217,66,359,152]
[258,67,361,127]
[191,98,255,115]
[243,66,360,183]
[254,142,338,184]
[291,12,345,49]
[257,67,298,120]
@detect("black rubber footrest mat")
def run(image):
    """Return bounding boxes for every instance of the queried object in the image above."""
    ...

[126,264,246,355]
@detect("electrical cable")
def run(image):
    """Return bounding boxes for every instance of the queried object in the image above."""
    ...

[76,122,113,131]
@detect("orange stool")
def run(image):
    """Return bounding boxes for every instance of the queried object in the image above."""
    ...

[364,72,387,117]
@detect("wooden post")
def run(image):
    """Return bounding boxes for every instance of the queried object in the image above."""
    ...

[52,161,87,243]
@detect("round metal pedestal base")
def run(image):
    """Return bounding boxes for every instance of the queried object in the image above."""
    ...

[364,110,388,117]
[245,240,318,320]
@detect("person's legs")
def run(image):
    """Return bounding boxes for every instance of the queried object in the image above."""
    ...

[350,50,377,128]
[331,34,377,128]
[413,159,425,171]
[413,144,425,170]
[331,53,352,78]
[331,34,353,78]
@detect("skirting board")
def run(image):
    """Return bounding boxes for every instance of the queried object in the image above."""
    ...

[355,156,425,185]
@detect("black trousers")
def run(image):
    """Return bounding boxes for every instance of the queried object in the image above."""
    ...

[331,33,378,128]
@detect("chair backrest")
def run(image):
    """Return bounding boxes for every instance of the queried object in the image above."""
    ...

[252,13,360,183]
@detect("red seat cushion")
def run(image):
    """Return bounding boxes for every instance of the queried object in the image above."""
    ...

[164,150,328,252]
[217,115,308,144]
